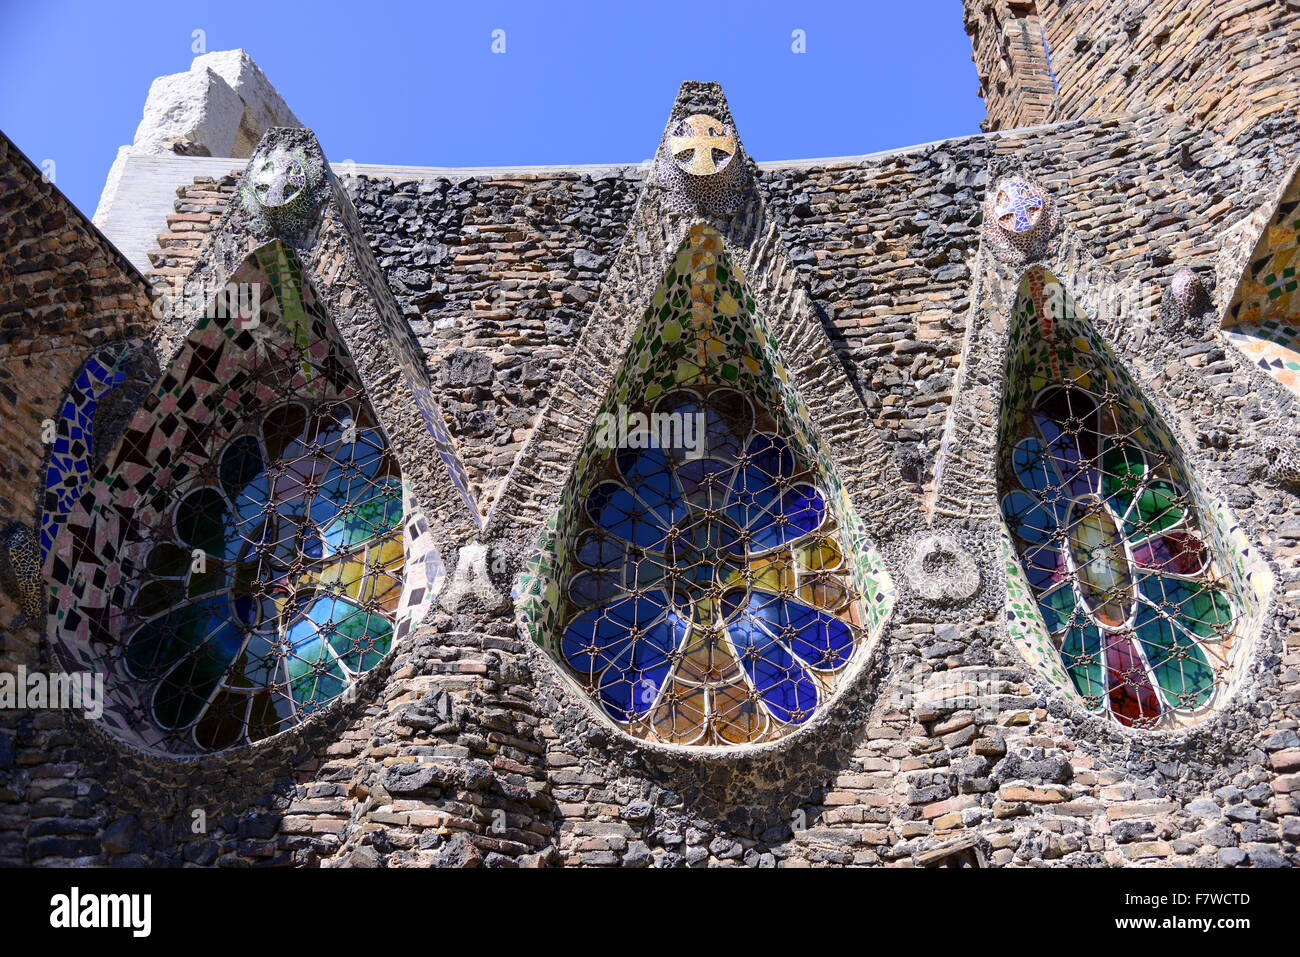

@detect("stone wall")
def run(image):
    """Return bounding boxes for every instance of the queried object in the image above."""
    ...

[4,67,1300,867]
[345,171,641,517]
[324,101,1299,868]
[482,109,1300,868]
[148,105,1297,511]
[0,131,153,866]
[965,0,1300,142]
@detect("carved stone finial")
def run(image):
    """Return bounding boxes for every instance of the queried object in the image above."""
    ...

[1170,267,1208,319]
[239,134,331,236]
[1159,266,1211,332]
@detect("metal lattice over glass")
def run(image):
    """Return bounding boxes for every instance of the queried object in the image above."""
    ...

[44,243,441,754]
[516,225,894,747]
[124,399,404,747]
[564,386,863,744]
[999,268,1269,729]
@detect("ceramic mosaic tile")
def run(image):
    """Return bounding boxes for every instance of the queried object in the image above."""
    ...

[1224,172,1300,395]
[1225,318,1300,395]
[40,347,138,561]
[43,241,441,754]
[983,176,1058,264]
[517,224,894,746]
[998,267,1270,729]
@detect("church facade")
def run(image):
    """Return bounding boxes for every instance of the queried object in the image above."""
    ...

[1,0,1299,867]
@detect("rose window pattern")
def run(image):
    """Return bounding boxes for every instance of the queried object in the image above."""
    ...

[516,224,893,747]
[44,243,441,754]
[999,268,1266,730]
[562,387,864,745]
[121,400,404,750]
[1002,385,1235,726]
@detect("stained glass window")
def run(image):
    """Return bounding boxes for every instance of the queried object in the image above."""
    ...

[516,224,894,747]
[1000,269,1246,729]
[563,386,863,744]
[123,399,404,749]
[45,243,440,754]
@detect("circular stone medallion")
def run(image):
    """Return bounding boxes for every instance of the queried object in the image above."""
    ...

[669,114,737,177]
[904,533,980,604]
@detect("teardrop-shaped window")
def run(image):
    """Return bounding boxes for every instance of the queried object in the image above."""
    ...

[45,243,443,754]
[999,267,1265,729]
[517,225,894,747]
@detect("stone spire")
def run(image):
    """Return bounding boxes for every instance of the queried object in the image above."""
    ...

[92,50,302,228]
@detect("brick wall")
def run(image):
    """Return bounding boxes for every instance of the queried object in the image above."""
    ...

[964,0,1059,131]
[144,173,240,300]
[0,131,152,866]
[0,132,152,664]
[965,0,1300,140]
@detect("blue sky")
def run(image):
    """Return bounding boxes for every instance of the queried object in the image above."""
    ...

[0,0,985,219]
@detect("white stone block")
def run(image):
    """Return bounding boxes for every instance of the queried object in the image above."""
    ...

[93,49,302,226]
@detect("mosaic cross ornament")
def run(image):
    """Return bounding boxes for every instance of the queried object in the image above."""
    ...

[669,114,737,177]
[239,137,332,235]
[249,145,308,209]
[993,179,1045,233]
[657,114,748,215]
[983,176,1058,264]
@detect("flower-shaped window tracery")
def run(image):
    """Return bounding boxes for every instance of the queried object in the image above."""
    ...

[122,400,406,750]
[560,387,864,746]
[995,265,1262,730]
[516,225,893,749]
[46,243,443,755]
[1002,384,1234,727]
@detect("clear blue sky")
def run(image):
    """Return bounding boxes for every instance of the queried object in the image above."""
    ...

[0,0,986,220]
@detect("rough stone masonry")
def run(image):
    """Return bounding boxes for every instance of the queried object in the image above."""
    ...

[0,1,1299,868]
